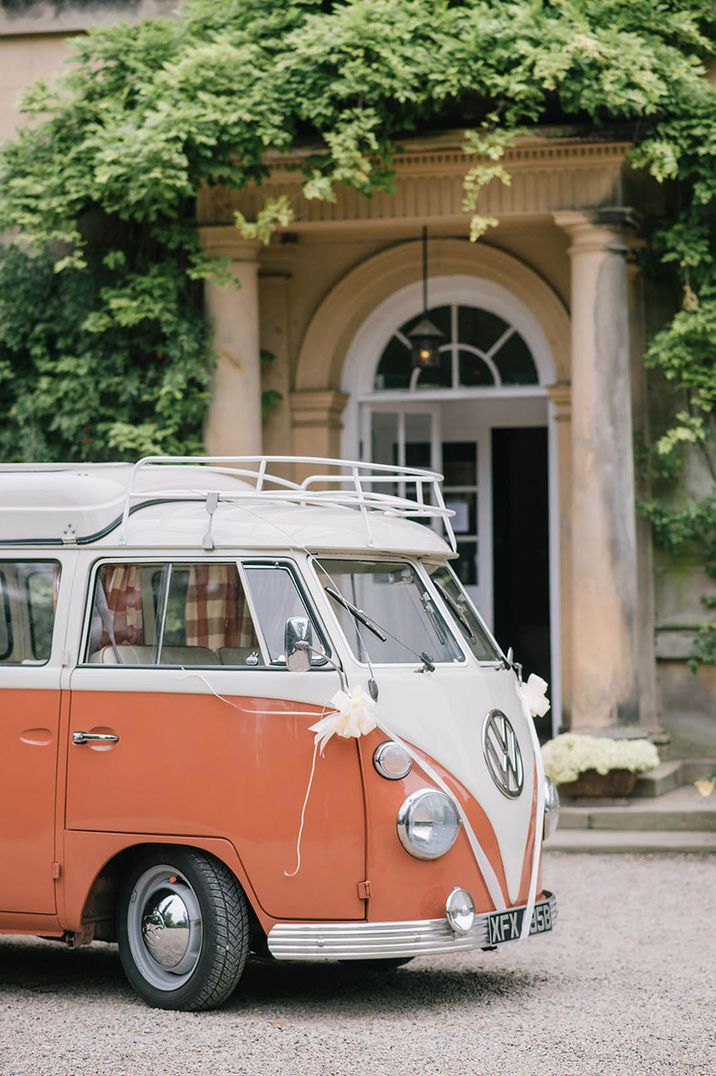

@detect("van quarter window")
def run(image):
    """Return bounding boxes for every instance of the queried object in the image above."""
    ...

[426,563,502,663]
[85,562,324,668]
[0,561,60,665]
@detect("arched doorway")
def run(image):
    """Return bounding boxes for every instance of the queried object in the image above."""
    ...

[341,273,559,732]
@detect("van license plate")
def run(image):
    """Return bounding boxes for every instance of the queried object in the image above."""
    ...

[486,899,552,946]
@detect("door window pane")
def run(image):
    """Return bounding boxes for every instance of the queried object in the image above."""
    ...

[85,562,262,667]
[0,561,60,665]
[243,564,328,665]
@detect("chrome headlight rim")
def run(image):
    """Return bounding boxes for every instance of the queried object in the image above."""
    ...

[373,740,413,781]
[543,776,560,840]
[396,787,462,860]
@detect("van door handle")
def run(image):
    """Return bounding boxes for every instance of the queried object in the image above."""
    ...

[72,731,120,745]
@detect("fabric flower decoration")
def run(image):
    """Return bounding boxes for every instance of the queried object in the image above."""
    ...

[519,673,551,718]
[309,685,377,753]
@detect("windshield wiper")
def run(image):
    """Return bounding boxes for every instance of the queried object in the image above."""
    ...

[324,586,387,642]
[434,580,476,641]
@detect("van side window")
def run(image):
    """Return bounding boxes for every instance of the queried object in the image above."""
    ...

[86,562,262,667]
[0,571,11,660]
[0,561,61,665]
[243,563,328,665]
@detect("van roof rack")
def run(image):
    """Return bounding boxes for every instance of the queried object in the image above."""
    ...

[120,455,457,551]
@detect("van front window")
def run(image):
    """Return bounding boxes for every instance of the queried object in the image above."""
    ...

[313,559,463,665]
[426,563,502,663]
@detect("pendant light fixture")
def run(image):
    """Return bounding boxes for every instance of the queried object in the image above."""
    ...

[407,226,444,370]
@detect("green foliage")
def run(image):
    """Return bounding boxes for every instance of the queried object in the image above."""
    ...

[0,0,714,655]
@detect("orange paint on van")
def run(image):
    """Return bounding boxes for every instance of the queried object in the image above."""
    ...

[66,690,366,922]
[357,730,541,923]
[0,690,61,915]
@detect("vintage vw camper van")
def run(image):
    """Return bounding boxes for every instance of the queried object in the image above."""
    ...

[0,457,558,1010]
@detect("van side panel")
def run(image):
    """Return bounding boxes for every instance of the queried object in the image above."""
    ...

[0,687,61,914]
[65,689,365,921]
[59,832,273,934]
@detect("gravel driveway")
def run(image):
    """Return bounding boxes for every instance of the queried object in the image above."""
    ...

[1,853,713,1076]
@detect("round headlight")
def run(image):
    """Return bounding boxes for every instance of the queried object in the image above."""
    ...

[543,777,560,840]
[373,741,413,780]
[445,887,475,935]
[397,788,461,860]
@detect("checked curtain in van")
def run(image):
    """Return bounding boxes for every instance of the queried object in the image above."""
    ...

[185,564,257,651]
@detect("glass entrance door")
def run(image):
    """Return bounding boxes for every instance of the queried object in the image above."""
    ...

[362,404,493,625]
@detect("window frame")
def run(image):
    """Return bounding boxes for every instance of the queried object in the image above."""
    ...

[0,568,13,661]
[423,560,505,667]
[310,555,468,669]
[80,556,332,671]
[0,559,61,667]
[373,302,539,393]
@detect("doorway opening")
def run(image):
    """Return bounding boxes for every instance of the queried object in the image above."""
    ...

[341,273,560,730]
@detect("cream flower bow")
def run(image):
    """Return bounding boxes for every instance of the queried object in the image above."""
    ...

[309,685,377,753]
[519,673,551,718]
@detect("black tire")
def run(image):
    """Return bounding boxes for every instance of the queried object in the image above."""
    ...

[117,847,249,1011]
[338,957,414,971]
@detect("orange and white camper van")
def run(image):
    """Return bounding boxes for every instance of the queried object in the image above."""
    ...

[0,457,558,1010]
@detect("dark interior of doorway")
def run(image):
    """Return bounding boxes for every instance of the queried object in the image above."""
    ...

[492,427,551,741]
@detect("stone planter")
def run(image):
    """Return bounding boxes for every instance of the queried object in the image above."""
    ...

[557,768,638,799]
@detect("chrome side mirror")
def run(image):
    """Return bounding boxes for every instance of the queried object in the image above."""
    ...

[284,616,313,672]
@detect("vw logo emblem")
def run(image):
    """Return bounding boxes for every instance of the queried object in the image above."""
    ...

[482,710,524,799]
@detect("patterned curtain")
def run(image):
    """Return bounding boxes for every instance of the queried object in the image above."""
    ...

[100,565,144,646]
[185,564,258,650]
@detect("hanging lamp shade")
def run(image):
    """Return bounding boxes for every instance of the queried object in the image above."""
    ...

[410,225,445,369]
[408,316,444,369]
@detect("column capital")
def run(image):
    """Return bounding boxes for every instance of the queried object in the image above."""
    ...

[290,389,348,430]
[553,207,639,254]
[198,225,262,262]
[546,381,572,421]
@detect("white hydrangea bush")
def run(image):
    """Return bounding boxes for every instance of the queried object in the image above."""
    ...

[541,734,660,786]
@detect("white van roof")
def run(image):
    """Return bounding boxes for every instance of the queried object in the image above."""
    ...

[0,457,456,556]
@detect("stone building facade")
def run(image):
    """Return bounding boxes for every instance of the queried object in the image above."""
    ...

[1,1,713,749]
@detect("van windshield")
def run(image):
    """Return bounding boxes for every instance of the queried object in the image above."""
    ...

[313,559,463,665]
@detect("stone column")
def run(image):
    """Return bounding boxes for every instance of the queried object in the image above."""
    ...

[198,227,262,456]
[554,209,641,730]
[627,248,659,732]
[547,382,572,731]
[290,390,349,485]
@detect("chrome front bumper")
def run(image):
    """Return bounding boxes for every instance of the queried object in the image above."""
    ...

[267,891,557,961]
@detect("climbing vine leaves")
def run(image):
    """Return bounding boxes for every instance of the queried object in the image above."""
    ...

[0,1,714,656]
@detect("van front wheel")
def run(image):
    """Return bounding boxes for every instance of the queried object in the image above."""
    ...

[117,848,249,1011]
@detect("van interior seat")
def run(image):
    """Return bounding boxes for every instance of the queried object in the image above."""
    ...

[88,645,222,666]
[156,646,221,666]
[88,645,155,665]
[218,647,265,667]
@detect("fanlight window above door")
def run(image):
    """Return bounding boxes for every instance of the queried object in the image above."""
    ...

[374,304,538,390]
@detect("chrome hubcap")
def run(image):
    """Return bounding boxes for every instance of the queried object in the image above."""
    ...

[127,865,203,991]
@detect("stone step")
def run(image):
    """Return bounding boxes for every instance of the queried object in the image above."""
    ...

[632,761,684,798]
[559,807,716,831]
[545,830,716,854]
[557,784,716,833]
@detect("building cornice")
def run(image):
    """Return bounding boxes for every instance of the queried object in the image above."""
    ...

[198,133,633,232]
